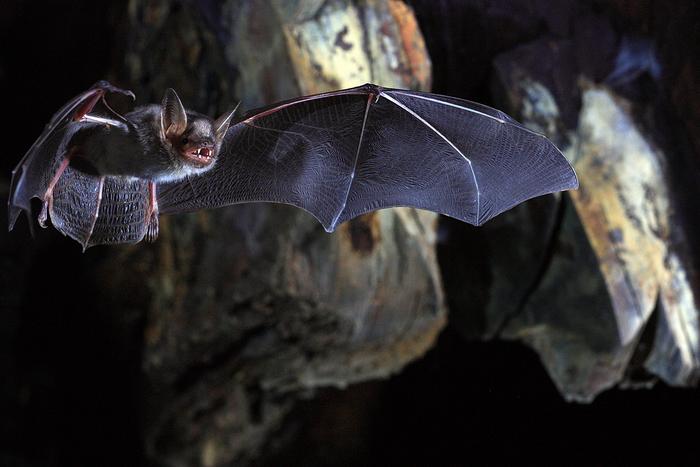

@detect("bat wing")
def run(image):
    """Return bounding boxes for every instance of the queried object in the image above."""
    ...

[8,81,149,249]
[8,85,104,231]
[158,84,577,231]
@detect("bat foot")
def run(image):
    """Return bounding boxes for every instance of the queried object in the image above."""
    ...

[38,199,50,228]
[37,153,72,230]
[145,180,159,242]
[145,213,159,243]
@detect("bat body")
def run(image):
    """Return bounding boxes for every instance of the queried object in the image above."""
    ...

[77,105,216,181]
[8,81,578,249]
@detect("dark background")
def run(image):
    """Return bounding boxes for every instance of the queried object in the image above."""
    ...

[1,1,699,465]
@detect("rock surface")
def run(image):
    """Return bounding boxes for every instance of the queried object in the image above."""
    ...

[483,32,699,400]
[119,0,443,464]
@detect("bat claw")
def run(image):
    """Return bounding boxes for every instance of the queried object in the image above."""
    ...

[91,80,136,99]
[145,212,159,243]
[38,200,50,228]
[145,181,159,242]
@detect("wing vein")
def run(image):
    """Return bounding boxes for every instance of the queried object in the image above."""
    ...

[381,92,481,224]
[391,90,506,124]
[390,90,550,139]
[330,93,374,231]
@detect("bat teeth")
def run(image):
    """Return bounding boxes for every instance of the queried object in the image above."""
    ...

[186,147,214,164]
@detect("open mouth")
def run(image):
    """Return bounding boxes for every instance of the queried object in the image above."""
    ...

[184,147,214,166]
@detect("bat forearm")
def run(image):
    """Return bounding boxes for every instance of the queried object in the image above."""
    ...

[80,114,129,130]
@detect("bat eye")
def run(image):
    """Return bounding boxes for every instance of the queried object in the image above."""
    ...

[181,137,189,145]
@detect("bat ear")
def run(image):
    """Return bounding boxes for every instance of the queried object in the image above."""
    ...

[161,88,188,140]
[214,102,239,143]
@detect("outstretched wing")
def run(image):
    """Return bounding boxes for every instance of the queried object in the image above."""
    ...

[158,83,577,231]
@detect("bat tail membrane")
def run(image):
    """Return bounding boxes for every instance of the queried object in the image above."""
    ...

[46,171,150,249]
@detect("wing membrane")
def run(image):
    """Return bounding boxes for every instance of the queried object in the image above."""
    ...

[160,84,577,230]
[374,89,578,225]
[158,92,371,230]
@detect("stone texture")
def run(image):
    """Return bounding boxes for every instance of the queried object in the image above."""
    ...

[117,1,444,464]
[486,34,700,400]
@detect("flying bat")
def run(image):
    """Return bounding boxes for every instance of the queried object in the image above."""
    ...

[8,80,578,249]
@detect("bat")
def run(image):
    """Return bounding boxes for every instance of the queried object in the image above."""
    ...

[8,80,578,249]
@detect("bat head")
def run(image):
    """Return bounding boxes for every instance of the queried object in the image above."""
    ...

[161,88,237,172]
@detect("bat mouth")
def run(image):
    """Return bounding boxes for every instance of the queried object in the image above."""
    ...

[183,147,215,167]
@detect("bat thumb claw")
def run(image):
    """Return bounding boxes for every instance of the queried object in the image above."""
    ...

[92,80,136,100]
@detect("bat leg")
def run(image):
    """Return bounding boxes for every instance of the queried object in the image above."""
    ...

[37,148,76,228]
[145,181,159,242]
